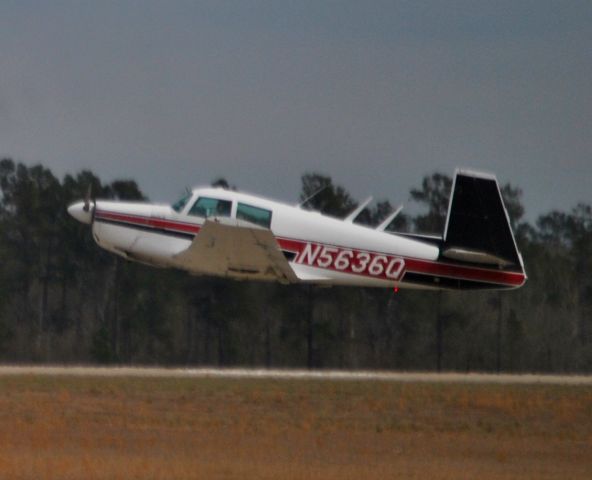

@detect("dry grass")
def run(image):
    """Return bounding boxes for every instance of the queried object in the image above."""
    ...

[0,374,589,479]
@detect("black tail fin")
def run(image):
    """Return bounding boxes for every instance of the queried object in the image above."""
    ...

[441,169,524,271]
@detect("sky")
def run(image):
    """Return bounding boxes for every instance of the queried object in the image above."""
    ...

[0,1,591,221]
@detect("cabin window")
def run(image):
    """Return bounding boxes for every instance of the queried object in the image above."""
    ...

[188,197,232,218]
[171,191,192,213]
[237,203,272,228]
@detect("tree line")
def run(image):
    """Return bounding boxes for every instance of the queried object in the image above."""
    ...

[0,158,591,372]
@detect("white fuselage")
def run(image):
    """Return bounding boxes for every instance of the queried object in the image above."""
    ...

[68,186,526,290]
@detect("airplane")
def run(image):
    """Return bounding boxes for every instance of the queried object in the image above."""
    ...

[67,169,527,291]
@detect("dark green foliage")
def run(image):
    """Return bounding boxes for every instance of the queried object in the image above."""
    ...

[410,172,452,234]
[0,158,591,371]
[91,325,115,364]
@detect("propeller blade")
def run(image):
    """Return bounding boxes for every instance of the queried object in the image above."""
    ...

[83,184,92,212]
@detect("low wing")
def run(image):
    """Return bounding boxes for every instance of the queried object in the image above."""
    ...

[174,220,298,284]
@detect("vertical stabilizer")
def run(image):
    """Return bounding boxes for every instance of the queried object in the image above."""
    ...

[442,169,524,271]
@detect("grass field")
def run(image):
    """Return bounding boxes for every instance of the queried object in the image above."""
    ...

[0,370,590,479]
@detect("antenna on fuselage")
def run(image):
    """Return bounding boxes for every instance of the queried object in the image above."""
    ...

[297,185,329,209]
[376,205,404,232]
[343,196,373,223]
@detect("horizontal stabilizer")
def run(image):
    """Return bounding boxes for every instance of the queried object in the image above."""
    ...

[442,247,513,266]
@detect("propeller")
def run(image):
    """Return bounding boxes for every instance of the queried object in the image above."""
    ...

[83,184,97,224]
[297,185,329,209]
[83,184,92,212]
[68,184,97,225]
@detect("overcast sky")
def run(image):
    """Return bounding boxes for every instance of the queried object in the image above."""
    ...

[1,1,590,220]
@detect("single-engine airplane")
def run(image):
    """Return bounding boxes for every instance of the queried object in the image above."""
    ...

[68,169,526,290]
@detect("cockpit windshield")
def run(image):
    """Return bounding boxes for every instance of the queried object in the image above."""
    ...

[171,191,192,213]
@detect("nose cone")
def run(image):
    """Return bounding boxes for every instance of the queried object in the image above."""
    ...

[68,201,93,224]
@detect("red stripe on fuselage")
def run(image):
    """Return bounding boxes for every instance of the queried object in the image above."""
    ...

[96,210,201,235]
[275,238,524,287]
[404,257,524,286]
[95,210,526,287]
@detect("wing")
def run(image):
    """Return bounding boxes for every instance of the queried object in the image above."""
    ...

[174,220,298,284]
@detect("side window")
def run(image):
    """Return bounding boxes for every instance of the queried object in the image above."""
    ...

[188,197,232,218]
[237,203,272,228]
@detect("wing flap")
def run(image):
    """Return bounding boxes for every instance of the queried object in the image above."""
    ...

[174,220,298,284]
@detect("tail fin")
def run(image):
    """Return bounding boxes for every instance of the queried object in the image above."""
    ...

[442,169,524,271]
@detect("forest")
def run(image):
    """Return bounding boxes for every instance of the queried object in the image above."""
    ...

[0,158,591,373]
